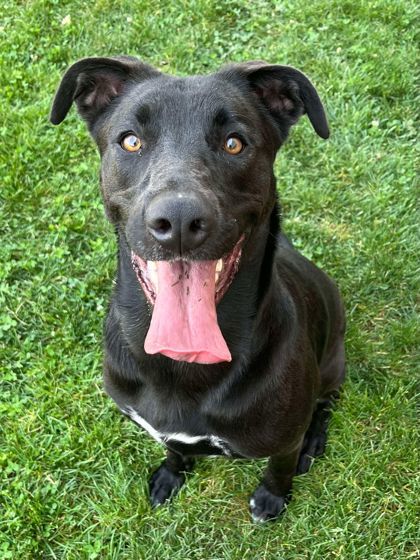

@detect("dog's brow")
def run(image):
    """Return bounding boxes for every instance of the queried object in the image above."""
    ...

[136,105,151,125]
[213,107,255,130]
[214,108,232,126]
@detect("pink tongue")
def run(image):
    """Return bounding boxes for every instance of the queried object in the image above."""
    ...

[144,261,231,364]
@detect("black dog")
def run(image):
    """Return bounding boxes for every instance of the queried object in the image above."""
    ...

[51,57,345,522]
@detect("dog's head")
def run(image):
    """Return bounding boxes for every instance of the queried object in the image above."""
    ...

[51,57,328,364]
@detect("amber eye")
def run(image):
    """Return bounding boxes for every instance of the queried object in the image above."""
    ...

[121,134,142,152]
[223,135,244,155]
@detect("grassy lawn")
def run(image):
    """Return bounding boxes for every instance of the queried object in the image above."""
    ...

[1,0,418,558]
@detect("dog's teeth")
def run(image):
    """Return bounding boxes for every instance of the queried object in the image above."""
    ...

[215,272,220,284]
[147,261,159,291]
[216,259,223,272]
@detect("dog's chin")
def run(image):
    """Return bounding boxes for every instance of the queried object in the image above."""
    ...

[131,236,244,306]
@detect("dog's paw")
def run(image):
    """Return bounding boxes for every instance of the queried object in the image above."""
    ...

[249,485,288,523]
[149,465,185,507]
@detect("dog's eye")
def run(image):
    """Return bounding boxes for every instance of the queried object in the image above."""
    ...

[223,135,244,155]
[121,134,142,152]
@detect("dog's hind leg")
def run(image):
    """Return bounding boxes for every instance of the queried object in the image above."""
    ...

[296,393,339,476]
[296,336,345,476]
[149,450,194,507]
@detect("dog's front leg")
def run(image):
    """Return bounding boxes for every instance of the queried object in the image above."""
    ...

[149,450,195,507]
[249,448,300,522]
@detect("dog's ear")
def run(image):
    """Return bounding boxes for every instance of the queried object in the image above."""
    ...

[223,61,329,139]
[50,56,161,127]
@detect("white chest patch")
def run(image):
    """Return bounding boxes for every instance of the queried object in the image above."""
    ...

[122,406,232,456]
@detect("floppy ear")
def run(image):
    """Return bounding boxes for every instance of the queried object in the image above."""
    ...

[50,56,161,127]
[223,61,329,139]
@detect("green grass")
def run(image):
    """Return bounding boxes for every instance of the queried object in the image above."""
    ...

[0,0,418,558]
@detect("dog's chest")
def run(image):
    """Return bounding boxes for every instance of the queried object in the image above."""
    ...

[122,406,238,457]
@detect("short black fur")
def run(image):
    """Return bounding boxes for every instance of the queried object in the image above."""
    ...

[51,57,345,522]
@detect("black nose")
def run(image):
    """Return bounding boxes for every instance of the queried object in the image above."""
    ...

[145,192,214,253]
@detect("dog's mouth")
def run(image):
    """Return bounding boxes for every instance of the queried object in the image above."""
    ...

[131,238,243,305]
[131,237,244,365]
